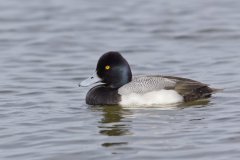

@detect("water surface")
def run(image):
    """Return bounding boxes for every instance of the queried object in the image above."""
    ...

[1,0,240,159]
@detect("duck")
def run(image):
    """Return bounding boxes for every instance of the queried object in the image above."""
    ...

[79,51,218,106]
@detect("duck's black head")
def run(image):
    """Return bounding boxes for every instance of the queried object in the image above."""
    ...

[80,51,132,88]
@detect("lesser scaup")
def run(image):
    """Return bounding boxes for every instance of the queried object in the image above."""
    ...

[80,51,218,105]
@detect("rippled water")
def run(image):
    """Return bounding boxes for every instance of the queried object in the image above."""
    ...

[1,0,240,159]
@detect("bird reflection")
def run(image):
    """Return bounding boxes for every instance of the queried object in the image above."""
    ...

[90,105,132,148]
[93,105,132,136]
[177,99,210,109]
[88,99,209,148]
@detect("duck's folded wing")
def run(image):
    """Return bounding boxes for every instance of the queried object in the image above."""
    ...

[162,76,209,94]
[162,76,215,101]
[118,75,177,95]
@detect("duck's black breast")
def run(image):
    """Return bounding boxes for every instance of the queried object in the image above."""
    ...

[86,85,121,105]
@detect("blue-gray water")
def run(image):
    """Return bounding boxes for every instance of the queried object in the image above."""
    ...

[1,0,240,159]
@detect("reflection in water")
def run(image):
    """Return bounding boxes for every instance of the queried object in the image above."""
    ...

[89,100,209,148]
[101,142,128,147]
[178,99,210,109]
[90,105,132,147]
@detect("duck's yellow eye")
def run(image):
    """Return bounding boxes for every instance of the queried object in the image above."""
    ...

[105,65,110,70]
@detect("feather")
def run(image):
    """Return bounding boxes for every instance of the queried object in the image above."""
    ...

[118,75,217,102]
[118,75,176,95]
[163,76,215,101]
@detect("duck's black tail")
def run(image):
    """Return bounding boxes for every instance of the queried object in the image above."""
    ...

[183,86,222,102]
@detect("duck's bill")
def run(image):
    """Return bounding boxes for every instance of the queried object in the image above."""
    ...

[79,72,102,87]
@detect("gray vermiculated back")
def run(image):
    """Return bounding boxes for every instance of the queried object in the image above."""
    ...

[118,75,176,95]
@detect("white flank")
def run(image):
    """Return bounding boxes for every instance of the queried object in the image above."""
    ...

[120,89,183,106]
